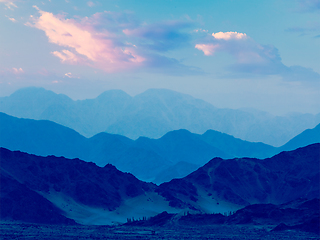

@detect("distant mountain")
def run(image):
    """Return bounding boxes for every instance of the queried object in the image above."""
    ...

[280,123,320,152]
[1,87,319,146]
[156,143,320,210]
[0,112,278,183]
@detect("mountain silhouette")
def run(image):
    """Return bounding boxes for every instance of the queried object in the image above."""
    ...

[1,144,319,225]
[1,87,319,146]
[279,123,320,152]
[156,143,320,210]
[0,112,281,183]
[2,112,319,183]
[0,170,76,225]
[0,147,160,224]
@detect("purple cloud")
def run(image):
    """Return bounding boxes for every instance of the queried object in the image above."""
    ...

[27,7,198,75]
[123,20,193,52]
[298,0,320,12]
[195,31,320,82]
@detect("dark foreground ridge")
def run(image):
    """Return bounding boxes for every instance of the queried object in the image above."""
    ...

[124,199,319,235]
[156,143,320,208]
[0,144,319,232]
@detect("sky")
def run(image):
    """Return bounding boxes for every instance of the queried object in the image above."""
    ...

[0,0,319,115]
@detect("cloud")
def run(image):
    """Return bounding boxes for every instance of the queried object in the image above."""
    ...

[212,31,247,40]
[298,0,320,12]
[52,50,86,64]
[0,67,24,75]
[286,22,320,38]
[64,72,80,78]
[12,67,24,74]
[195,44,219,56]
[27,7,197,75]
[29,7,146,72]
[5,15,16,22]
[87,1,95,7]
[0,0,17,9]
[123,20,193,52]
[195,31,320,82]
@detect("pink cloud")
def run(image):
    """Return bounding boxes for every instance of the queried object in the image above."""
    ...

[87,1,95,7]
[5,15,17,22]
[195,44,219,56]
[0,0,17,9]
[29,6,145,72]
[12,67,24,74]
[52,50,85,64]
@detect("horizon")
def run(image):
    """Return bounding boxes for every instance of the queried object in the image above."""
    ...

[2,86,320,117]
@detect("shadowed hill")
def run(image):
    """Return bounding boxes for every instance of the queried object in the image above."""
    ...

[0,148,155,211]
[1,145,319,226]
[156,143,320,209]
[0,170,76,225]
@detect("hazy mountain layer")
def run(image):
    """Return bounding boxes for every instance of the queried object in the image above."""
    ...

[1,87,319,146]
[1,112,319,183]
[0,112,279,183]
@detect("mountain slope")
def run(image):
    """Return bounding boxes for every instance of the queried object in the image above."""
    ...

[0,112,282,183]
[2,112,318,183]
[1,87,319,146]
[0,147,172,224]
[156,143,320,210]
[0,170,76,225]
[0,113,228,183]
[1,145,319,226]
[280,123,320,152]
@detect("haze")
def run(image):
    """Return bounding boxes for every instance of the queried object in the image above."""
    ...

[0,0,319,115]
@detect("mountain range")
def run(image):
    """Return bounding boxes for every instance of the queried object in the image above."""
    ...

[1,144,319,225]
[2,112,319,183]
[1,87,319,146]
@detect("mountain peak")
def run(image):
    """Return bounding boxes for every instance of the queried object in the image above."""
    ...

[96,89,132,101]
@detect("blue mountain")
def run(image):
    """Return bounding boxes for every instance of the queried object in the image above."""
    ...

[1,87,319,146]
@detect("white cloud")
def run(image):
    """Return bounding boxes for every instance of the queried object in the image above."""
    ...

[212,31,247,40]
[195,31,320,82]
[64,72,79,78]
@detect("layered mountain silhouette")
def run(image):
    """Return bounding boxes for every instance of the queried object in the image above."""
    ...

[1,87,319,146]
[1,112,319,183]
[156,143,320,210]
[279,123,320,152]
[1,144,319,225]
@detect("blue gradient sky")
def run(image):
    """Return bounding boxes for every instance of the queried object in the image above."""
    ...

[0,0,319,115]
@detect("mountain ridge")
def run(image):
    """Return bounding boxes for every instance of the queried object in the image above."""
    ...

[1,144,319,225]
[1,87,319,146]
[1,112,319,183]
